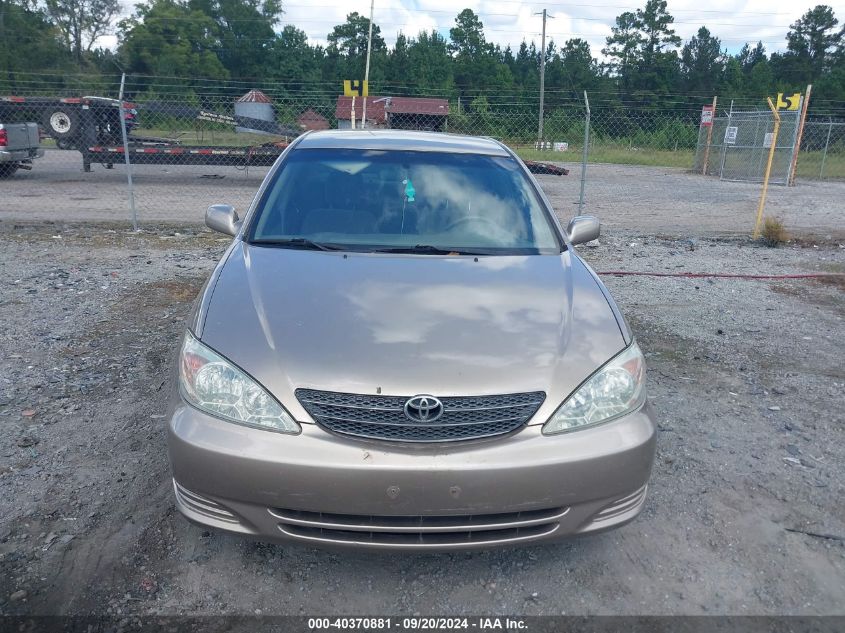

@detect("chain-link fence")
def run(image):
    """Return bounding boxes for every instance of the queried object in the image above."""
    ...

[693,109,801,184]
[798,120,845,181]
[1,75,843,227]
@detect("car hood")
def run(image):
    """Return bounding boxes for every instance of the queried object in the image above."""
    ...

[199,243,626,425]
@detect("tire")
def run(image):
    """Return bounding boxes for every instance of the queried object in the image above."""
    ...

[42,106,80,141]
[0,164,19,178]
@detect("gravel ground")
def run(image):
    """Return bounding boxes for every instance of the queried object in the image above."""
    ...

[0,220,843,616]
[3,150,844,239]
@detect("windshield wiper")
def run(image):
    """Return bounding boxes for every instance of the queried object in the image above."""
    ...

[251,238,346,252]
[371,244,492,255]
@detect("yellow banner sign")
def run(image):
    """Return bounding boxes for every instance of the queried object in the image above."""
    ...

[776,93,801,111]
[343,80,368,97]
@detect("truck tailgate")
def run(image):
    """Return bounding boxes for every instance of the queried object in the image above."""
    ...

[1,123,40,151]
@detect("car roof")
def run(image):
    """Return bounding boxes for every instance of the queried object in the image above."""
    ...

[295,130,510,156]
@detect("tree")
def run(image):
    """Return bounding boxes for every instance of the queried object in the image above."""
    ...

[784,5,840,79]
[0,0,69,85]
[633,0,681,100]
[637,0,680,61]
[449,8,487,58]
[603,1,681,102]
[560,38,598,86]
[681,27,724,94]
[44,0,119,64]
[603,11,643,91]
[187,0,281,79]
[118,0,228,82]
[267,25,321,85]
[448,9,512,95]
[406,30,453,91]
[387,32,410,89]
[326,12,386,80]
[738,41,766,72]
[544,38,600,102]
[511,40,539,90]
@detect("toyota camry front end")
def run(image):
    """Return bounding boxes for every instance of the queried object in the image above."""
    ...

[166,130,657,550]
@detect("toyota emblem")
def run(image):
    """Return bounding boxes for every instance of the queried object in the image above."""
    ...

[404,395,444,423]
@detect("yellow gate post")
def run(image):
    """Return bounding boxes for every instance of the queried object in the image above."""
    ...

[753,97,781,240]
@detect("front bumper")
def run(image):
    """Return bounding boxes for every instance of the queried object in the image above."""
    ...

[167,403,657,550]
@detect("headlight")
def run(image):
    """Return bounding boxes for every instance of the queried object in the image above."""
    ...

[179,331,300,434]
[543,342,646,435]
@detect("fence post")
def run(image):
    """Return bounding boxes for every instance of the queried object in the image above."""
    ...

[701,95,717,175]
[788,84,811,186]
[118,73,138,231]
[578,91,590,215]
[753,97,781,240]
[819,119,833,180]
[718,106,732,180]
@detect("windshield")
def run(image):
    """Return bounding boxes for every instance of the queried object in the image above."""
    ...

[247,148,561,255]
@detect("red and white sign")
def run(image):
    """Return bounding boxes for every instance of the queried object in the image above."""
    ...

[701,105,714,127]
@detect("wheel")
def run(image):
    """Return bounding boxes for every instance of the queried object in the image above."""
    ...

[0,164,19,178]
[42,106,81,141]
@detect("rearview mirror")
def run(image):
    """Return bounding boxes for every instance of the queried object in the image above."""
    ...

[206,204,240,236]
[566,215,600,246]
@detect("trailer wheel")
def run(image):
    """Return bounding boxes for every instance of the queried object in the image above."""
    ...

[0,164,19,178]
[42,107,80,140]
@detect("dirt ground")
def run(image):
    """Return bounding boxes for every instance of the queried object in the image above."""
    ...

[2,149,845,240]
[0,216,843,616]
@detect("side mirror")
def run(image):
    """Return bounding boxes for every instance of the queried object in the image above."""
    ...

[205,204,240,236]
[566,215,600,246]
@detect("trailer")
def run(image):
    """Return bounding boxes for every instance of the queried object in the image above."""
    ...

[0,96,137,149]
[0,94,568,176]
[83,141,288,171]
[82,140,569,176]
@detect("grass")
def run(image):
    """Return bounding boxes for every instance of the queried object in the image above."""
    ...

[514,145,696,169]
[37,124,845,181]
[794,150,845,181]
[760,216,788,246]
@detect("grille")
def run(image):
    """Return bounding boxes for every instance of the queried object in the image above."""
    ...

[269,506,568,548]
[295,389,545,442]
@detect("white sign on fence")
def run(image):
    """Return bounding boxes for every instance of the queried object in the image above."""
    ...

[763,132,774,148]
[724,126,738,144]
[553,142,569,152]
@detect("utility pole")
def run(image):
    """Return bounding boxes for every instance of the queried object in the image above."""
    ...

[535,9,553,142]
[361,0,375,129]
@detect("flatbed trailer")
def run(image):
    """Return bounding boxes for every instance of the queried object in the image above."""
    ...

[82,141,569,176]
[2,94,568,176]
[83,141,288,171]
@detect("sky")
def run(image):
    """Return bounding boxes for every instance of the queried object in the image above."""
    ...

[107,0,845,60]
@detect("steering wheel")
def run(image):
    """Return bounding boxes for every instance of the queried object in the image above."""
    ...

[445,215,503,233]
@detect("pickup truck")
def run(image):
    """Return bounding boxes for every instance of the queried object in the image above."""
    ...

[0,122,43,178]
